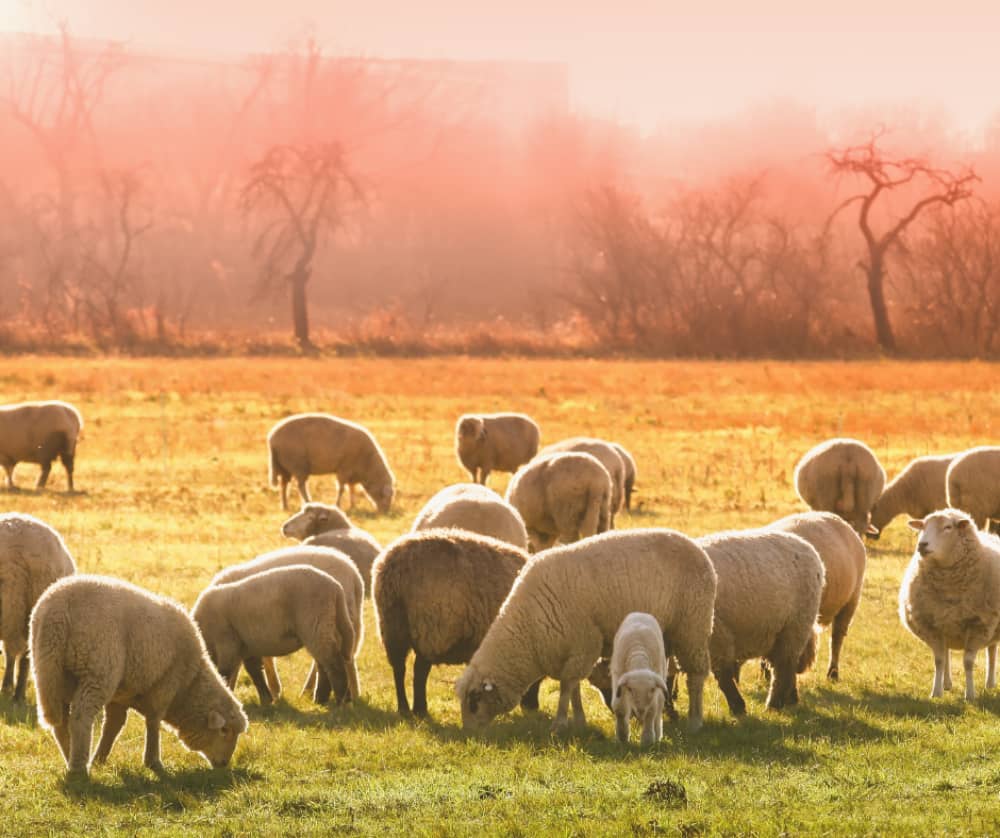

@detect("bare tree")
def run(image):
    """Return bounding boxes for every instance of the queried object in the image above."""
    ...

[827,132,978,352]
[242,143,363,349]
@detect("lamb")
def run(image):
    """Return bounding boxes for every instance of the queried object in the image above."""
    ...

[870,454,956,537]
[609,612,670,746]
[504,452,612,552]
[769,512,866,680]
[538,437,626,524]
[793,437,886,536]
[372,529,540,717]
[411,483,529,550]
[193,565,360,706]
[455,412,540,485]
[455,528,717,733]
[0,400,82,492]
[0,512,76,702]
[280,503,383,592]
[611,442,638,511]
[947,447,1000,532]
[30,574,247,777]
[696,528,824,714]
[267,413,395,513]
[210,545,364,703]
[899,509,1000,700]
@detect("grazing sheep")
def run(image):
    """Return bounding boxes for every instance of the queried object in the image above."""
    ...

[769,512,866,680]
[193,565,359,706]
[696,529,824,714]
[0,512,76,702]
[0,400,82,492]
[456,528,717,733]
[267,413,395,513]
[539,437,626,524]
[610,613,670,746]
[210,545,364,702]
[505,452,612,552]
[372,529,540,717]
[870,454,956,537]
[611,442,638,511]
[899,509,1000,700]
[280,503,383,592]
[455,412,540,485]
[794,438,886,535]
[30,575,247,777]
[411,483,529,550]
[947,447,1000,531]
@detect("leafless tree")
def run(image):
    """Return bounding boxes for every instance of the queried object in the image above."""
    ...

[827,131,979,352]
[242,143,363,349]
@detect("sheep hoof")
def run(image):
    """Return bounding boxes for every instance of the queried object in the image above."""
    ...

[145,759,166,774]
[826,667,839,681]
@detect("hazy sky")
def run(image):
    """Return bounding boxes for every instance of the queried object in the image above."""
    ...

[6,1,999,133]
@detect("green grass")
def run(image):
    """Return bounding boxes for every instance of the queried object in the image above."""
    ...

[1,357,999,836]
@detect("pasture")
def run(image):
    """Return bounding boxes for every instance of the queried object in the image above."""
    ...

[1,356,998,836]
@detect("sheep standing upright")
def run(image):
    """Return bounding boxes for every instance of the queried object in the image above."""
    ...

[794,438,886,536]
[538,437,626,525]
[0,400,82,492]
[870,454,956,537]
[455,412,540,486]
[0,513,76,702]
[372,529,538,717]
[505,452,612,552]
[899,509,1000,700]
[267,413,395,513]
[609,612,670,746]
[769,511,866,680]
[411,483,528,549]
[947,447,1000,531]
[30,575,247,777]
[280,503,383,592]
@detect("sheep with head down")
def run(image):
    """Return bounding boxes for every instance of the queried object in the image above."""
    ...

[0,400,82,492]
[947,447,1000,533]
[794,438,885,536]
[538,437,626,525]
[869,453,956,538]
[610,612,671,746]
[411,483,528,550]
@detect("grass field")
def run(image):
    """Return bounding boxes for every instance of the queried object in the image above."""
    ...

[1,356,999,836]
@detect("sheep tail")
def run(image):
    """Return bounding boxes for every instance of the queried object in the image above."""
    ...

[838,465,857,517]
[797,625,819,674]
[29,607,69,729]
[579,484,605,537]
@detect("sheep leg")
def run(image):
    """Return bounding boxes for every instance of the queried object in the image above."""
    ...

[714,663,747,717]
[59,450,75,493]
[615,712,630,744]
[51,711,72,767]
[828,599,859,681]
[943,650,953,691]
[684,672,705,730]
[388,650,411,716]
[963,648,978,701]
[92,703,128,764]
[143,715,166,772]
[1,461,14,490]
[335,481,345,508]
[262,657,282,699]
[519,678,542,711]
[295,475,311,506]
[551,679,577,732]
[411,654,432,717]
[67,688,106,776]
[279,475,289,511]
[300,662,318,697]
[1,649,14,693]
[344,656,361,703]
[348,483,357,509]
[12,652,30,703]
[931,642,948,698]
[570,682,586,728]
[766,661,797,711]
[640,707,659,747]
[313,669,333,705]
[243,657,273,705]
[987,645,997,690]
[36,461,53,490]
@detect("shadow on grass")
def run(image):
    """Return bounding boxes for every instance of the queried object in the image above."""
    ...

[854,686,986,718]
[0,695,36,725]
[60,764,261,805]
[243,694,409,732]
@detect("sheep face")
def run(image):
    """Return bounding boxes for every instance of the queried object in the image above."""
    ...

[612,670,668,729]
[909,509,975,563]
[177,707,248,768]
[456,418,486,456]
[366,480,394,514]
[281,503,350,540]
[456,667,514,729]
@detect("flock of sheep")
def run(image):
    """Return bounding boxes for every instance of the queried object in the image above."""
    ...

[1,399,999,777]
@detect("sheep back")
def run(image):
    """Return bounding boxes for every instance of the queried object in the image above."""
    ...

[794,438,886,535]
[455,413,541,480]
[870,454,955,535]
[0,400,82,466]
[947,447,1000,529]
[412,484,529,549]
[538,437,626,520]
[304,529,382,594]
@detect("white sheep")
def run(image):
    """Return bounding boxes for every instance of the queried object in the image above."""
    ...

[696,528,824,714]
[505,451,612,552]
[611,442,638,511]
[794,437,886,536]
[870,454,956,537]
[0,512,76,702]
[947,447,1000,532]
[210,545,364,703]
[899,509,1000,700]
[0,400,82,492]
[193,565,360,705]
[267,413,395,513]
[455,528,717,733]
[538,437,626,525]
[769,512,866,680]
[30,574,248,777]
[455,412,540,485]
[610,612,670,746]
[411,483,529,550]
[372,528,538,717]
[280,503,383,592]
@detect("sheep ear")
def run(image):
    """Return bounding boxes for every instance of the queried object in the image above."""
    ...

[653,674,670,698]
[957,518,971,530]
[207,710,226,730]
[907,518,925,531]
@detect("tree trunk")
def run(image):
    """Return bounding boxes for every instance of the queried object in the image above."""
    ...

[289,267,312,350]
[866,252,896,353]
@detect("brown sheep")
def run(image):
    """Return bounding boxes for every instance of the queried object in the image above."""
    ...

[0,400,82,492]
